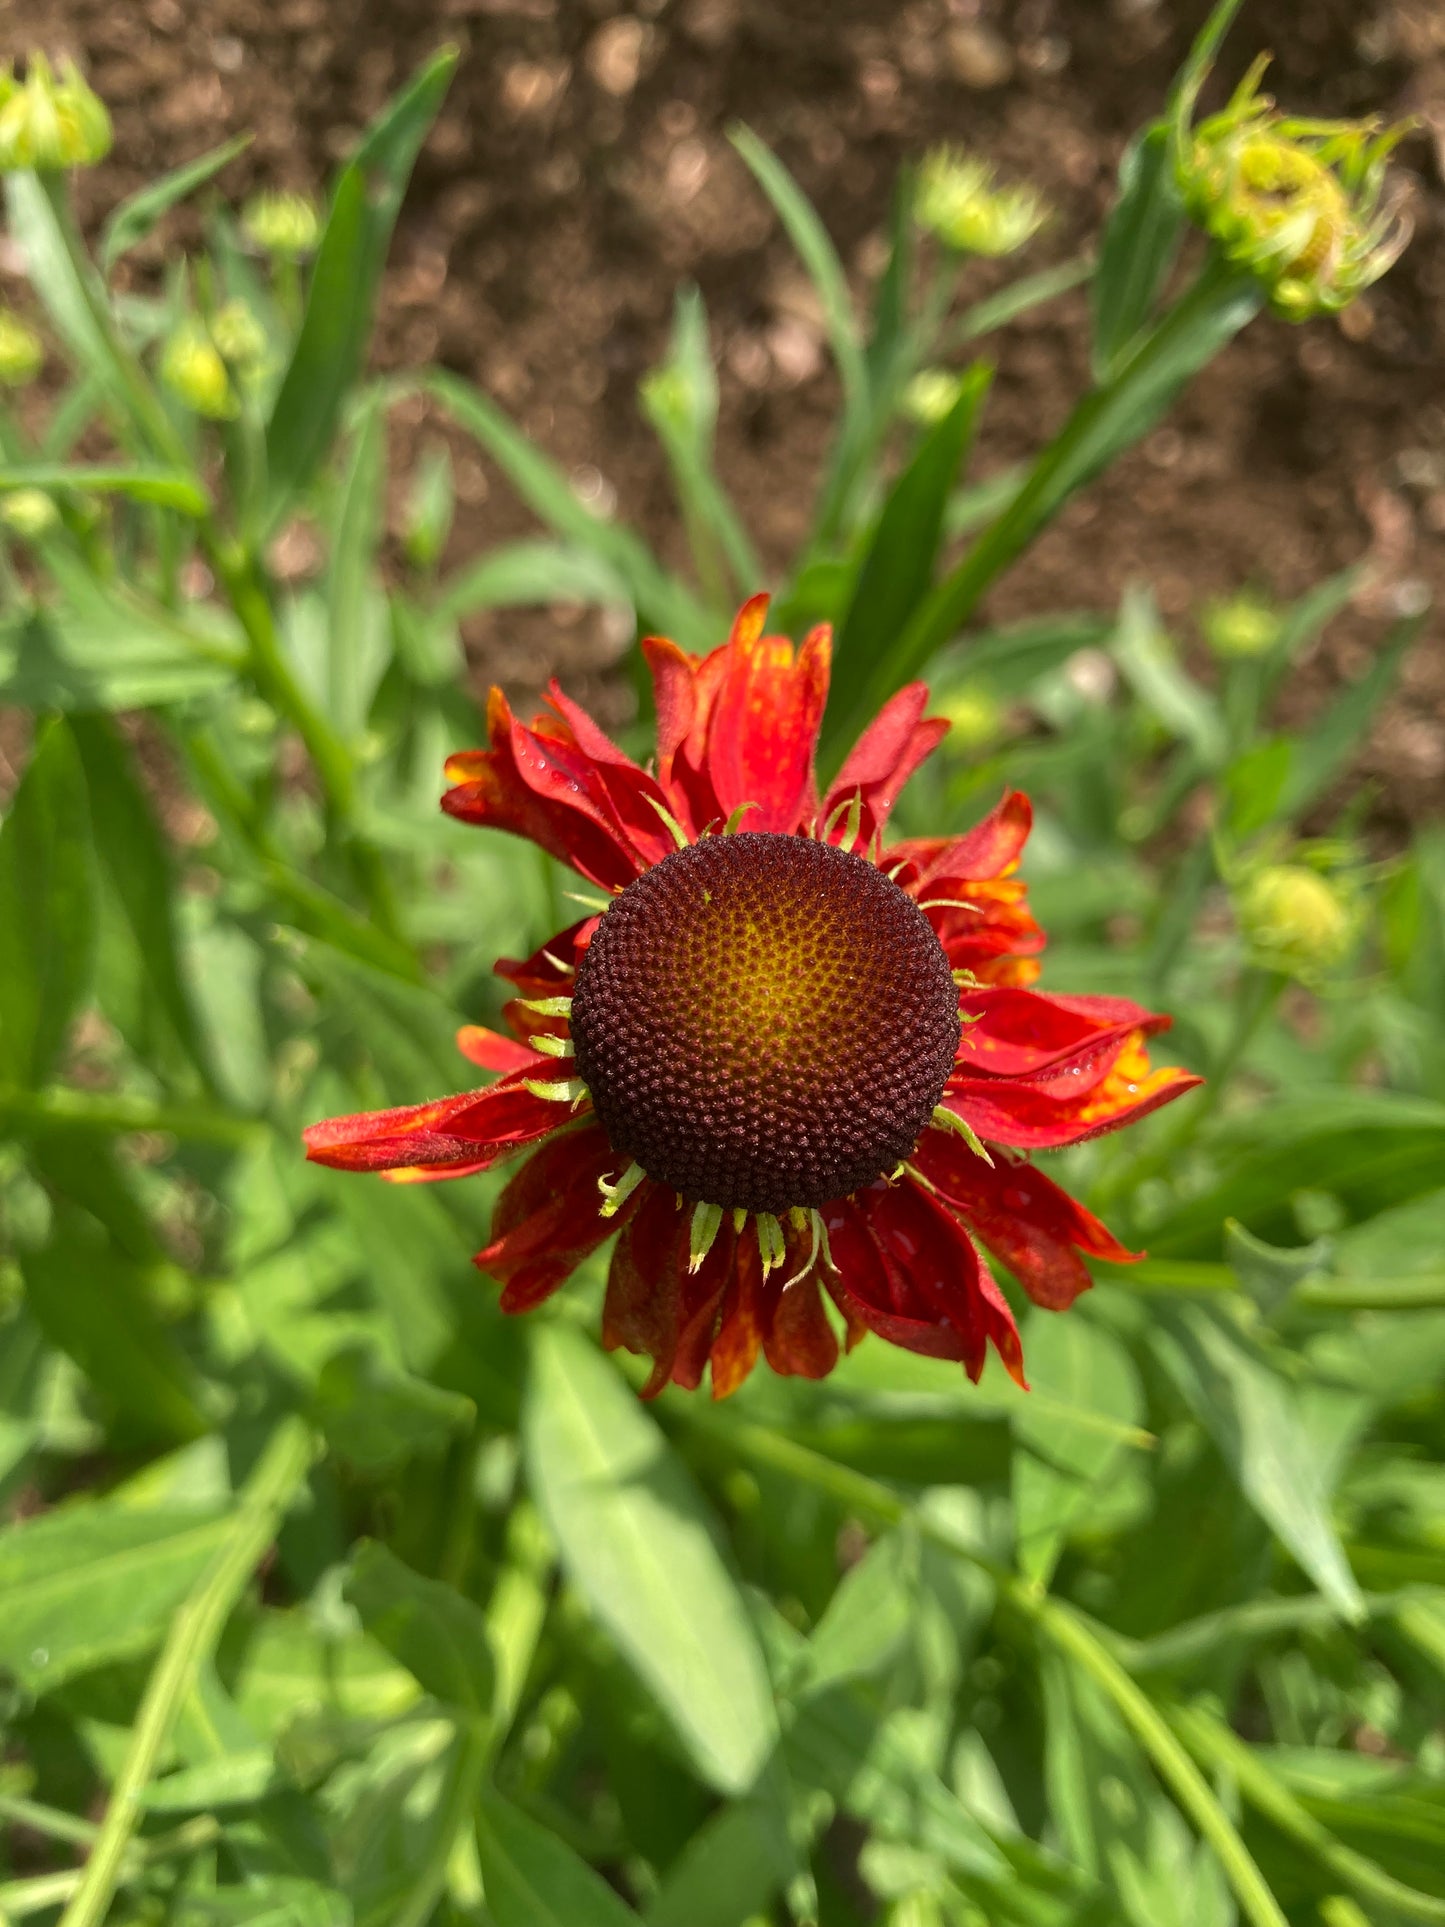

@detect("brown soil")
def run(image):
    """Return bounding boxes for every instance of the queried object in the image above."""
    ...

[6,0,1445,825]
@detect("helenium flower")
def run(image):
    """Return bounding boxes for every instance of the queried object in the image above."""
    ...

[306,601,1199,1397]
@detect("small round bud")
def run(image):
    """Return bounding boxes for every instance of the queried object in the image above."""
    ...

[902,368,965,427]
[242,190,322,258]
[209,298,267,371]
[916,146,1049,257]
[160,320,238,421]
[0,487,60,538]
[938,684,1005,752]
[1200,589,1282,660]
[0,54,111,173]
[1176,54,1413,321]
[0,309,43,386]
[1237,863,1355,979]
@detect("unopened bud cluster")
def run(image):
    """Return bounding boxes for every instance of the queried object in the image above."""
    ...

[242,190,321,258]
[0,310,43,386]
[916,147,1049,258]
[0,54,111,172]
[1201,589,1282,660]
[1236,862,1356,981]
[160,300,267,420]
[1176,55,1413,321]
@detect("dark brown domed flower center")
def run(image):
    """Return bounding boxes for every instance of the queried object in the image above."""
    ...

[569,832,960,1214]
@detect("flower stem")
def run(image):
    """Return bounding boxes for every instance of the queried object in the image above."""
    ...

[57,1418,313,1927]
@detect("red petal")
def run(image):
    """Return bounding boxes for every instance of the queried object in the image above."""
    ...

[912,1130,1135,1310]
[710,1238,765,1398]
[825,682,949,850]
[302,1079,562,1175]
[495,918,598,1001]
[953,987,1168,1080]
[440,689,644,893]
[945,1050,1202,1150]
[544,683,686,868]
[762,1269,840,1380]
[889,789,1033,889]
[825,1185,1026,1387]
[479,1124,635,1313]
[705,604,832,834]
[603,1187,739,1398]
[456,1025,547,1074]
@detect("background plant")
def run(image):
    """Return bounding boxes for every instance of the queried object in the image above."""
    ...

[1,3,1443,1924]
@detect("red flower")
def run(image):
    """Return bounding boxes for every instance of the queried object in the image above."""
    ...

[305,596,1199,1397]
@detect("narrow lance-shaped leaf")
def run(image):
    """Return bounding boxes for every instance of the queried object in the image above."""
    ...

[825,362,991,758]
[264,46,457,517]
[100,132,252,275]
[0,715,95,1089]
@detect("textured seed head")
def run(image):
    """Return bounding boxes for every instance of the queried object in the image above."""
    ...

[570,832,960,1213]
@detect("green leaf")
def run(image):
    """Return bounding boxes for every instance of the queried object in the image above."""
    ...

[640,284,760,607]
[100,133,252,275]
[0,601,239,711]
[523,1325,778,1795]
[794,1529,917,1696]
[1112,582,1227,765]
[475,1790,644,1927]
[1092,123,1185,379]
[835,260,1261,746]
[0,716,95,1088]
[951,253,1093,348]
[324,393,390,739]
[1153,1303,1366,1620]
[0,462,209,513]
[433,537,631,625]
[264,47,457,515]
[1224,1219,1333,1315]
[826,363,992,754]
[645,1793,799,1927]
[728,124,867,423]
[70,711,214,1090]
[418,369,710,646]
[0,1496,229,1692]
[4,172,129,410]
[344,1540,495,1717]
[1276,612,1424,822]
[22,1208,215,1444]
[1013,1315,1143,1587]
[315,1345,474,1474]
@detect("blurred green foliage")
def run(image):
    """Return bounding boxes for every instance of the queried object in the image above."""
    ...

[1,5,1442,1925]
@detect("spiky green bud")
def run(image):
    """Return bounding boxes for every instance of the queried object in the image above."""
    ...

[0,309,43,386]
[209,298,267,370]
[241,189,321,258]
[916,147,1049,257]
[0,54,111,172]
[1176,54,1413,321]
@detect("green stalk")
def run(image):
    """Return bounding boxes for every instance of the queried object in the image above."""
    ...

[32,168,402,943]
[833,256,1260,746]
[1172,1702,1445,1923]
[57,1419,313,1927]
[702,1417,1290,1927]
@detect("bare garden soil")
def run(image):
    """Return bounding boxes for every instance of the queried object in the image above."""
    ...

[6,0,1445,825]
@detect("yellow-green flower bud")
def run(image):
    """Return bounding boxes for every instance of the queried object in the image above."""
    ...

[0,54,111,172]
[209,298,267,370]
[902,367,965,427]
[0,487,60,538]
[938,683,1005,752]
[916,147,1049,257]
[242,189,322,258]
[1237,863,1355,979]
[0,309,43,386]
[160,320,238,421]
[1200,588,1281,660]
[1176,55,1413,321]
